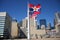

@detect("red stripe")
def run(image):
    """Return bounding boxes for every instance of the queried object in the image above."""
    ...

[29,4,34,8]
[34,11,40,14]
[36,4,41,8]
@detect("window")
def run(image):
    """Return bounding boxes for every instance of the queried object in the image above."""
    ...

[0,21,5,22]
[0,27,4,28]
[0,23,5,24]
[0,22,5,23]
[0,33,3,35]
[0,29,4,33]
[0,19,5,21]
[0,16,5,18]
[0,25,4,26]
[0,23,5,25]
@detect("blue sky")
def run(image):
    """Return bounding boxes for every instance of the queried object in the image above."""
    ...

[0,0,60,27]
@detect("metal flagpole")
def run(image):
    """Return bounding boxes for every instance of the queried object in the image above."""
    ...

[27,2,30,40]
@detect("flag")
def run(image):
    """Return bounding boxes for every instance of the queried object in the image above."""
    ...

[29,4,34,8]
[29,4,41,18]
[36,4,41,8]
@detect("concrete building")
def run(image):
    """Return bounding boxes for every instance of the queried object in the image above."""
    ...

[50,29,56,37]
[30,17,46,39]
[46,23,51,34]
[55,12,60,33]
[22,17,28,28]
[18,17,27,38]
[11,19,18,38]
[55,12,60,24]
[0,12,12,38]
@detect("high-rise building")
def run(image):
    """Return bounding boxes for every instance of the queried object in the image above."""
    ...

[11,19,18,38]
[55,12,60,33]
[40,19,46,29]
[0,12,12,38]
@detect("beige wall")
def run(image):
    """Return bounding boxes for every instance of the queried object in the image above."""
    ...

[21,17,27,37]
[30,17,46,39]
[55,23,60,33]
[11,22,18,38]
[22,19,27,28]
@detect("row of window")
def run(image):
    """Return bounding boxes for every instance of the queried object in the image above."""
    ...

[0,24,5,25]
[0,27,4,28]
[0,19,5,21]
[0,21,5,22]
[0,17,6,36]
[0,16,5,35]
[0,16,5,18]
[0,25,4,26]
[0,23,5,24]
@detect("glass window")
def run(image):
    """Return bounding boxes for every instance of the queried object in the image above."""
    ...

[0,22,5,23]
[0,16,5,18]
[0,27,4,28]
[0,19,5,21]
[0,25,4,26]
[0,33,3,35]
[0,23,5,25]
[0,23,5,24]
[0,29,4,33]
[0,24,4,25]
[0,21,5,22]
[0,18,5,19]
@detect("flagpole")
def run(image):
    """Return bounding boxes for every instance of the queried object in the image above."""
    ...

[27,2,30,40]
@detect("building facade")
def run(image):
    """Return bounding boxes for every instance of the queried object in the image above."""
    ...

[30,17,46,39]
[0,12,12,38]
[11,19,18,38]
[55,12,60,33]
[18,17,27,38]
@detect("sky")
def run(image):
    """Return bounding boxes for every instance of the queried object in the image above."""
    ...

[0,0,60,27]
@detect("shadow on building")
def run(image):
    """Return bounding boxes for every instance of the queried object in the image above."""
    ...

[18,29,27,39]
